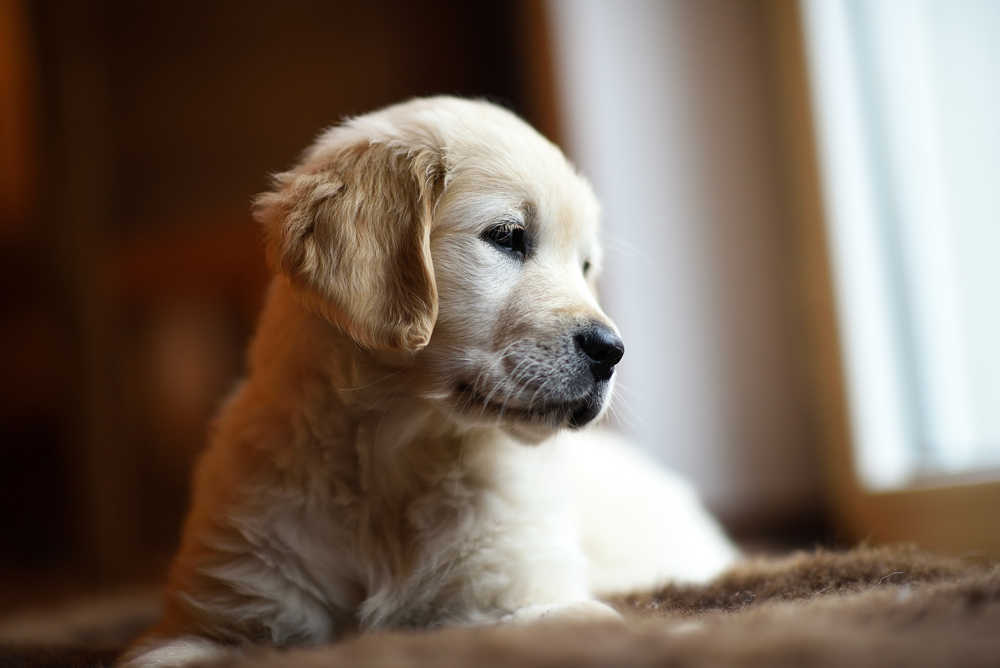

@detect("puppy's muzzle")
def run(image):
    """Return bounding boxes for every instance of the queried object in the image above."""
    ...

[575,325,625,382]
[568,324,624,429]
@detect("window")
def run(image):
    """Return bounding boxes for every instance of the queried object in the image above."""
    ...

[802,0,1000,491]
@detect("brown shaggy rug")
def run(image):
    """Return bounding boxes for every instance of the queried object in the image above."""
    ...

[2,545,998,667]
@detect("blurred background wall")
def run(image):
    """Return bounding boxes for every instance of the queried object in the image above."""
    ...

[0,0,567,602]
[548,0,820,529]
[0,0,832,607]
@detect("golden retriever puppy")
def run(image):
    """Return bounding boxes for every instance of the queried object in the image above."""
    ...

[121,97,737,667]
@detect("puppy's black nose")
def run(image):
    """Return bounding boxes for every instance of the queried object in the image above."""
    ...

[575,325,625,381]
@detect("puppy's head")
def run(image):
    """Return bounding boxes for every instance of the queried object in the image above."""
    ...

[256,97,623,442]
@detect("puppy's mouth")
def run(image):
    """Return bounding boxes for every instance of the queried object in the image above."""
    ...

[454,381,606,429]
[568,392,605,428]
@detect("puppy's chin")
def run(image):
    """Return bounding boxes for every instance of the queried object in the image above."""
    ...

[503,422,561,446]
[502,395,608,445]
[444,380,614,446]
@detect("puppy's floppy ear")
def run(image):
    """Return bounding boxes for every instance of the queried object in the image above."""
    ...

[255,139,444,351]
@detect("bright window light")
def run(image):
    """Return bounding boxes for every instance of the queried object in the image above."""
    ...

[802,0,1000,490]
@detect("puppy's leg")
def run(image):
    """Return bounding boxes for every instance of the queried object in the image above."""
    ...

[450,439,623,627]
[117,636,235,668]
[561,429,740,595]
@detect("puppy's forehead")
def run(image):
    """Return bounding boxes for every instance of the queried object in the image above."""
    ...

[441,115,600,244]
[330,97,599,244]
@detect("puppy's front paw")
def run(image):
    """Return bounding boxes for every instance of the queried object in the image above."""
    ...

[503,600,623,625]
[117,636,233,668]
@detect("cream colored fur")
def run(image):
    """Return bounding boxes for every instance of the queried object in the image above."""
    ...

[120,97,737,667]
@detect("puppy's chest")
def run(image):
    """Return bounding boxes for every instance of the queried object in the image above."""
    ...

[312,421,490,551]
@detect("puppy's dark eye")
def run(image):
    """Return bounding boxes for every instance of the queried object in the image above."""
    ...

[482,223,528,260]
[582,260,591,276]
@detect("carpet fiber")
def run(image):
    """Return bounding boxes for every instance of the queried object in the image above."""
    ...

[2,545,998,667]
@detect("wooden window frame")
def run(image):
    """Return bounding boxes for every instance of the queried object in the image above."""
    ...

[767,0,1000,555]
